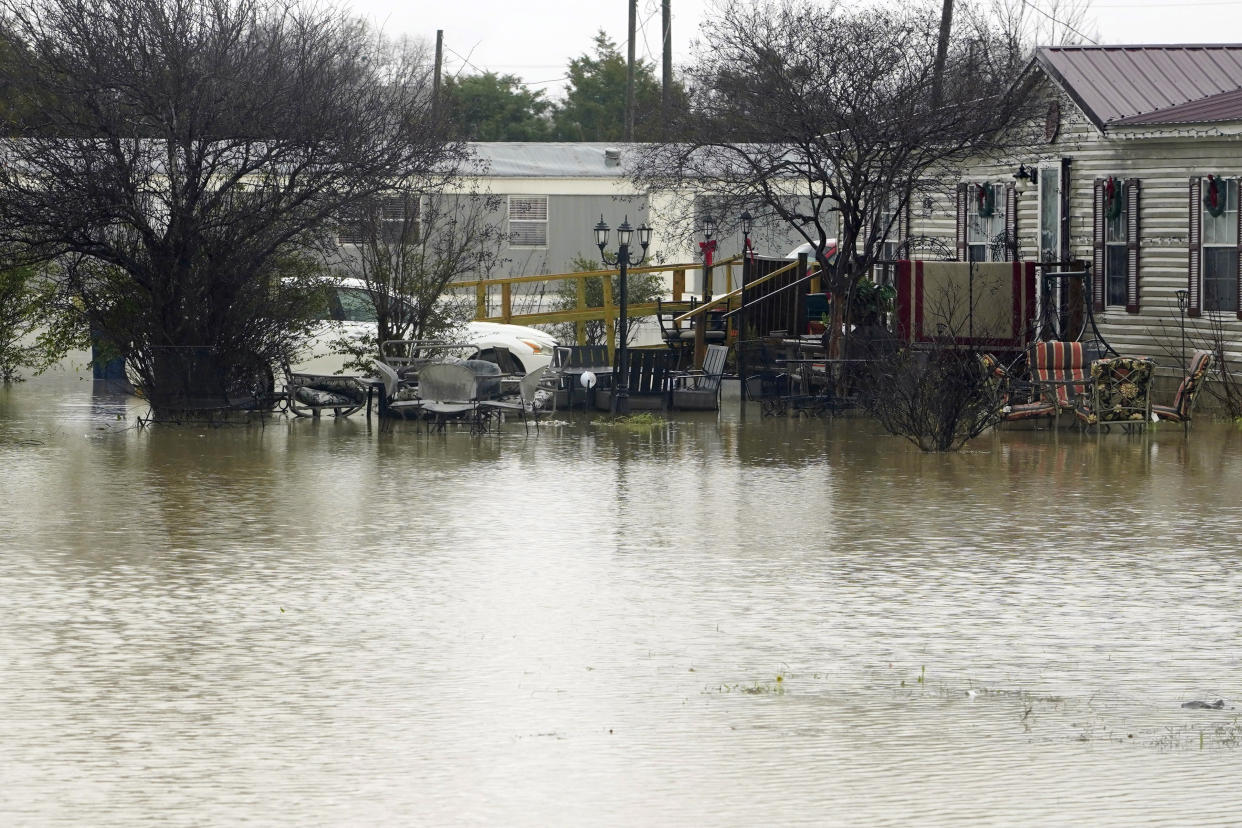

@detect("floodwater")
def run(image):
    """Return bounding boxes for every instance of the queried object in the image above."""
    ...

[4,364,1242,827]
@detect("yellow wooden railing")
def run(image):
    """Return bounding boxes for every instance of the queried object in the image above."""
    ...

[450,256,744,361]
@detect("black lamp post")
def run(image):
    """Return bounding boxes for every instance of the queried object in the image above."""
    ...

[1176,288,1189,368]
[738,210,755,398]
[595,214,652,414]
[699,213,717,300]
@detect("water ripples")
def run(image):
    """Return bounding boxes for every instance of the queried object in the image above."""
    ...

[4,374,1242,825]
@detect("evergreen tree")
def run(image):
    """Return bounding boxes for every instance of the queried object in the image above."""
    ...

[443,72,551,141]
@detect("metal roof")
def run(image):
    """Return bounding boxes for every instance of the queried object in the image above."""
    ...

[1114,86,1242,126]
[1035,44,1242,129]
[468,142,635,178]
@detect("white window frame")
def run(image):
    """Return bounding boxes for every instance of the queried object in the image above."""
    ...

[509,195,548,249]
[966,182,1006,262]
[1201,177,1238,314]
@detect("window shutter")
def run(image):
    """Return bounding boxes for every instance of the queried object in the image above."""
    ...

[1236,178,1242,320]
[955,183,967,261]
[1004,184,1017,262]
[1188,177,1202,318]
[1125,178,1141,313]
[1092,178,1105,312]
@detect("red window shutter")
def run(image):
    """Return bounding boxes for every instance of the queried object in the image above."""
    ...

[1092,178,1105,312]
[1004,184,1017,262]
[1188,177,1202,318]
[1126,178,1141,313]
[1236,178,1242,320]
[955,183,967,261]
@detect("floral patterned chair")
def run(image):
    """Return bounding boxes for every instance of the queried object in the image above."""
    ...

[1152,349,1213,434]
[1073,357,1155,432]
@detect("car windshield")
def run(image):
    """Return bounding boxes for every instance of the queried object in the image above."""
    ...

[334,287,378,323]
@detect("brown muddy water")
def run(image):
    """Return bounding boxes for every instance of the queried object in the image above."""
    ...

[3,363,1242,826]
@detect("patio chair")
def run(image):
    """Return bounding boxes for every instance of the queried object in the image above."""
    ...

[1027,340,1091,410]
[981,353,1058,424]
[736,338,790,415]
[1152,349,1213,434]
[671,344,729,410]
[373,360,425,420]
[594,348,677,411]
[415,361,486,432]
[479,365,549,430]
[1074,357,1155,432]
[657,298,726,368]
[549,344,611,410]
[284,367,369,418]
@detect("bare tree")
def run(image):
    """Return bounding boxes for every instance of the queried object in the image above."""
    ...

[325,175,509,372]
[859,277,1006,451]
[0,0,462,416]
[634,0,1036,357]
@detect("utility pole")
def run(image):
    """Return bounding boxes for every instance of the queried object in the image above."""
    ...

[931,0,953,109]
[662,0,672,120]
[433,29,444,122]
[626,0,637,142]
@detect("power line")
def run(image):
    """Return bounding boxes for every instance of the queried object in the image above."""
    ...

[1021,0,1100,45]
[1091,1,1241,6]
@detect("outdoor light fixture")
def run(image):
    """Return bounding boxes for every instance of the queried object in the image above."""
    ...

[1014,163,1038,193]
[740,210,754,259]
[702,212,717,241]
[594,214,652,414]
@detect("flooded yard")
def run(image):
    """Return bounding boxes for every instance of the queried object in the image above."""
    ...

[3,366,1242,825]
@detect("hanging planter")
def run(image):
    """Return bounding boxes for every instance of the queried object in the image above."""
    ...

[1204,175,1227,218]
[1104,176,1124,221]
[975,183,995,218]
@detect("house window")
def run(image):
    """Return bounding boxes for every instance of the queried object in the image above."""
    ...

[967,183,1005,262]
[1202,177,1238,313]
[874,197,902,286]
[1105,181,1128,306]
[509,195,548,248]
[338,194,420,246]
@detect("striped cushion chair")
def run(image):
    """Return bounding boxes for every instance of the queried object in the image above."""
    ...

[1152,349,1213,433]
[1027,340,1091,409]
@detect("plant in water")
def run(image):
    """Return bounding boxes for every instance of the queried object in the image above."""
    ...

[594,412,666,431]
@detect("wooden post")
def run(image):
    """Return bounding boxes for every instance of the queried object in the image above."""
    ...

[475,282,486,320]
[501,282,512,323]
[602,273,616,360]
[575,276,588,344]
[672,268,685,300]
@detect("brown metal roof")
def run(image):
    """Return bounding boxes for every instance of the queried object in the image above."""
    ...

[1114,87,1242,125]
[1036,45,1242,129]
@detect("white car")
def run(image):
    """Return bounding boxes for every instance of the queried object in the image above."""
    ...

[289,280,559,376]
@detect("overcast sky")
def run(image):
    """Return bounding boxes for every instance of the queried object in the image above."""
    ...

[346,0,1242,100]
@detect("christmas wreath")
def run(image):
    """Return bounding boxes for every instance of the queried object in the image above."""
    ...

[1104,176,1124,221]
[1204,175,1227,218]
[975,183,995,218]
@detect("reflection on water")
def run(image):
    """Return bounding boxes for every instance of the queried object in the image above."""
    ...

[4,370,1242,826]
